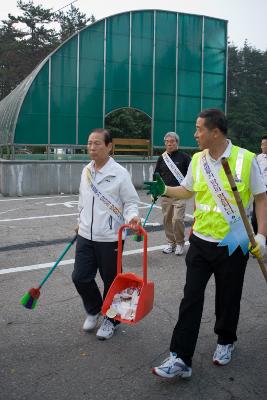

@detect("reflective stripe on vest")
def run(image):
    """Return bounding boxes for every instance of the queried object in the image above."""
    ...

[195,148,245,213]
[192,145,254,240]
[235,148,245,181]
[195,148,244,184]
[195,203,222,213]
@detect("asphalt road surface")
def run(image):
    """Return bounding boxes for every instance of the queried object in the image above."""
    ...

[0,191,266,400]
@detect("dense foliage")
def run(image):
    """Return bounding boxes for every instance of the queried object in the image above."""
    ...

[105,108,151,139]
[227,41,267,153]
[0,0,94,98]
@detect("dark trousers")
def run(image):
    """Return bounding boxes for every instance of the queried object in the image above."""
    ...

[72,235,120,316]
[251,201,258,234]
[170,234,248,367]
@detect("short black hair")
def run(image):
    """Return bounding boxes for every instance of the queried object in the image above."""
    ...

[89,128,112,145]
[198,108,228,136]
[261,135,267,141]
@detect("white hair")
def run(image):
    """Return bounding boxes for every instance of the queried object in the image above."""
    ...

[164,132,180,144]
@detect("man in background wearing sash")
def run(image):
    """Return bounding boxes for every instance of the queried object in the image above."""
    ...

[144,109,267,379]
[154,132,191,255]
[73,128,140,340]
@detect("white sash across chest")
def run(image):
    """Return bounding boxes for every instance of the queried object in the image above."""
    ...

[200,150,239,223]
[200,150,249,255]
[162,152,184,184]
[86,166,124,225]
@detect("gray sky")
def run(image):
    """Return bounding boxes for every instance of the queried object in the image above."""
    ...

[1,0,267,50]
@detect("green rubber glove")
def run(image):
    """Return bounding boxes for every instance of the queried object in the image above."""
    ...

[144,172,166,199]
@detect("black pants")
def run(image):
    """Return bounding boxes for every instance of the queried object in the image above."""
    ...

[251,201,258,234]
[72,235,121,316]
[170,234,248,367]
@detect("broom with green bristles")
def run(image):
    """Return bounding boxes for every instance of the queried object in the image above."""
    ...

[20,234,77,309]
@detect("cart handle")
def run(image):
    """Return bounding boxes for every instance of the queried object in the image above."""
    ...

[117,224,148,284]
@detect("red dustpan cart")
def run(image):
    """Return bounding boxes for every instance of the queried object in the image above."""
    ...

[102,224,154,324]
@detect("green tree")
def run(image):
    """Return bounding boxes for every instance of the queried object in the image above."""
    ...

[54,4,94,42]
[0,1,58,99]
[0,0,95,100]
[6,0,58,60]
[227,42,267,153]
[0,21,22,98]
[105,108,151,139]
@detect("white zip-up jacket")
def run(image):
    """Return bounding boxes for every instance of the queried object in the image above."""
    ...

[78,157,139,242]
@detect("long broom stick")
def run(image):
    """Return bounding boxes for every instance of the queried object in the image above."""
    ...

[221,157,267,282]
[20,234,78,309]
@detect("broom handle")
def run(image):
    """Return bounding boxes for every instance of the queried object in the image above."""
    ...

[38,234,77,288]
[142,200,156,228]
[221,158,267,282]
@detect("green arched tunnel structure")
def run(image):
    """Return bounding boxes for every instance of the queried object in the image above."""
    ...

[0,10,227,151]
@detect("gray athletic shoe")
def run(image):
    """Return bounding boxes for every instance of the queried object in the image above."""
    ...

[213,344,235,366]
[96,317,117,340]
[152,352,192,379]
[83,313,99,331]
[162,244,175,254]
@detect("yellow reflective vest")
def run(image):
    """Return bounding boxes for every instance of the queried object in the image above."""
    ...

[192,145,255,240]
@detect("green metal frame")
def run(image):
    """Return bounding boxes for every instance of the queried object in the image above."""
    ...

[0,10,227,152]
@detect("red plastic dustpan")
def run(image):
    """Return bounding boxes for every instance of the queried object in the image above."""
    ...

[102,224,154,324]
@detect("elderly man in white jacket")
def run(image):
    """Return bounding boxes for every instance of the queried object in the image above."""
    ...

[73,128,140,340]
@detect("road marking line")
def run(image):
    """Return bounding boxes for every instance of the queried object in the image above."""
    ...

[138,201,161,209]
[0,195,78,202]
[0,242,190,275]
[138,201,194,220]
[185,213,194,220]
[46,201,78,208]
[0,211,194,223]
[0,213,78,222]
[45,201,154,209]
[0,208,20,215]
[140,220,161,226]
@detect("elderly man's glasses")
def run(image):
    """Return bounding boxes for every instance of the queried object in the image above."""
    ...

[164,139,176,144]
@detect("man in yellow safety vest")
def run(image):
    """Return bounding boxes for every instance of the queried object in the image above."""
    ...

[144,108,267,379]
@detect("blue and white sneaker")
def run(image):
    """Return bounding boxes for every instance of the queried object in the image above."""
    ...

[213,344,235,366]
[152,352,192,379]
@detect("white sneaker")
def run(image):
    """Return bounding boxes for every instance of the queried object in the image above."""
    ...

[83,313,99,332]
[162,244,175,254]
[213,344,235,366]
[152,352,192,379]
[96,317,117,340]
[175,244,184,255]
